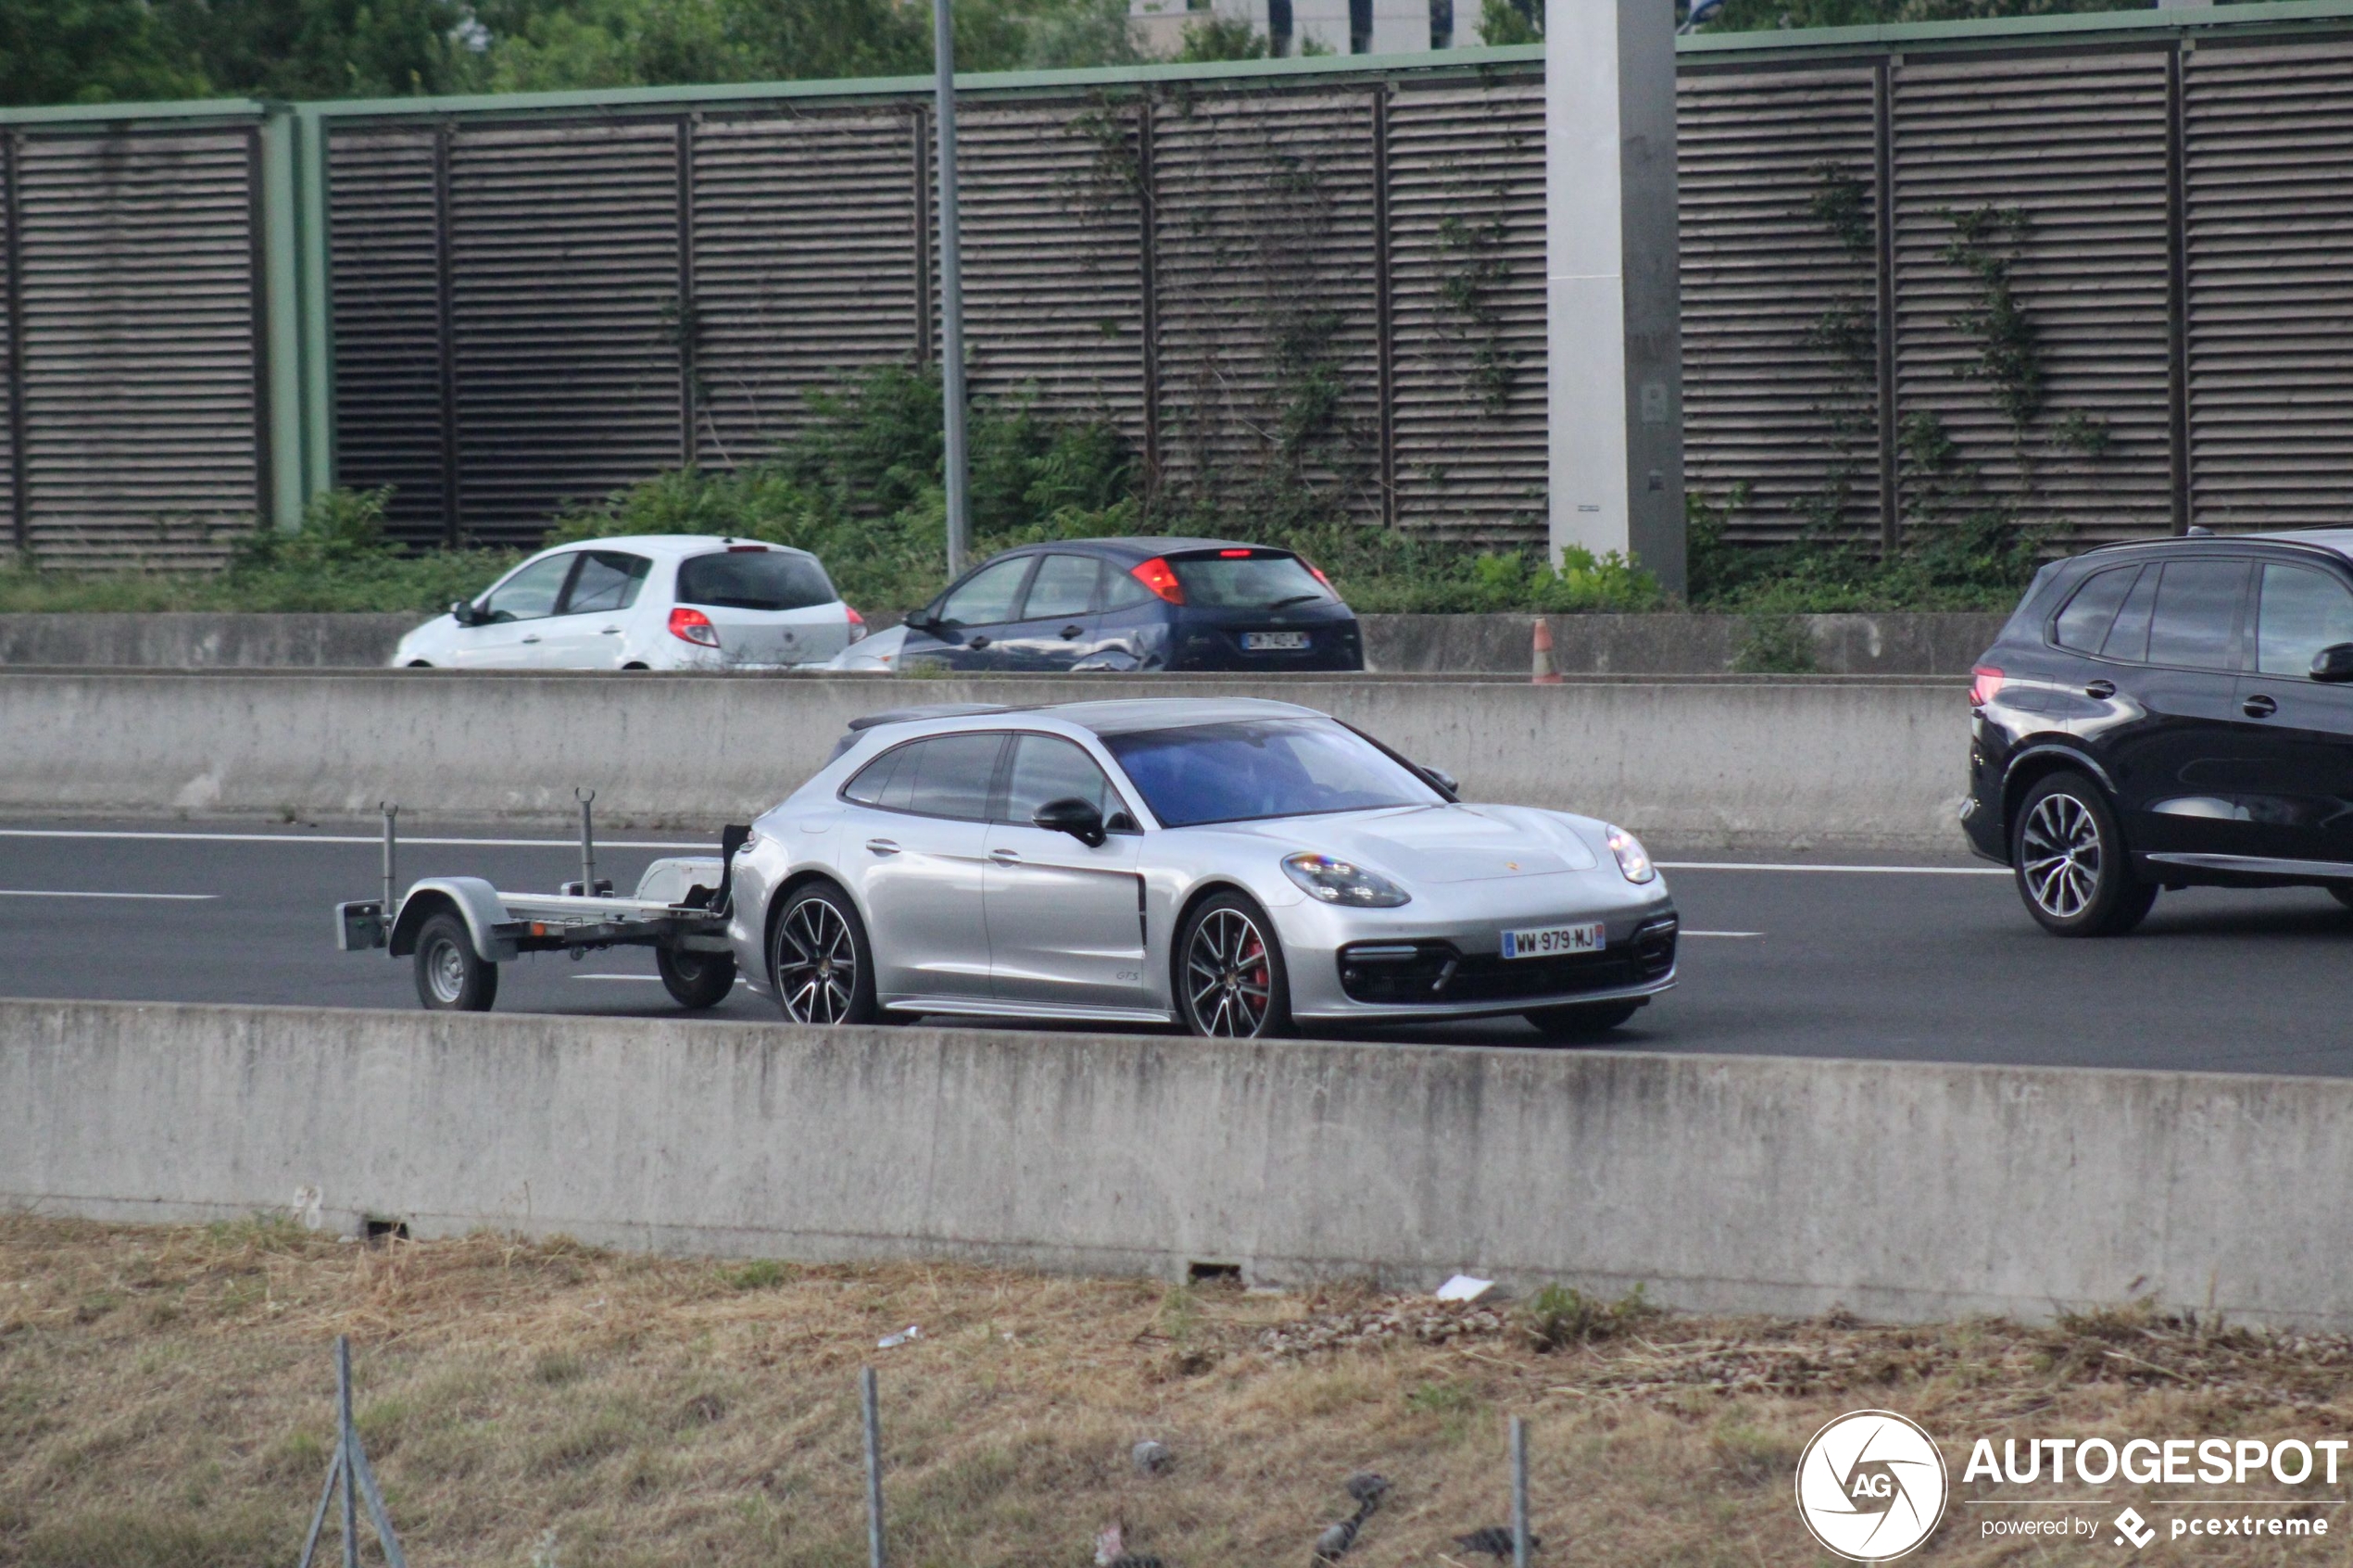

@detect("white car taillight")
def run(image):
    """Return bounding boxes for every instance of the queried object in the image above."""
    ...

[668,607,721,646]
[846,605,868,643]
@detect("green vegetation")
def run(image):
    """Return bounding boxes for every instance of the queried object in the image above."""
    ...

[1685,484,2045,614]
[1691,0,2147,32]
[547,363,1663,616]
[0,488,518,614]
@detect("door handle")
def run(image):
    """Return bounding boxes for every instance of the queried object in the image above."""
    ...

[599,626,623,634]
[988,848,1022,865]
[520,634,541,644]
[2244,693,2279,719]
[1060,624,1084,639]
[966,635,990,649]
[865,838,900,856]
[2084,679,2115,700]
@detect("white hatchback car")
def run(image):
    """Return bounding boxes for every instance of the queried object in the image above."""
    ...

[392,534,865,671]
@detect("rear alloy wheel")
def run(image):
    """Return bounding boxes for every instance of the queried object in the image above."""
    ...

[1177,893,1292,1038]
[413,909,498,1012]
[768,884,877,1025]
[1523,998,1643,1041]
[657,946,736,1010]
[2012,772,2156,937]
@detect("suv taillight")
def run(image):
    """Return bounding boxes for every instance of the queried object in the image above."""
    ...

[669,607,720,646]
[1969,665,2005,707]
[1130,557,1185,604]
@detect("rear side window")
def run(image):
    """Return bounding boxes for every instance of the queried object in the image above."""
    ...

[1170,553,1330,610]
[841,734,1005,821]
[1102,565,1159,611]
[563,551,651,614]
[675,551,835,612]
[2257,563,2353,676]
[2144,559,2248,671]
[1020,554,1101,621]
[2051,566,2139,653]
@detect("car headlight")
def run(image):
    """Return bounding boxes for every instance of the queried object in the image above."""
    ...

[1605,825,1655,884]
[1282,853,1411,908]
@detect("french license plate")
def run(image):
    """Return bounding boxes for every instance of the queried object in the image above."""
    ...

[1241,631,1310,651]
[1501,922,1605,960]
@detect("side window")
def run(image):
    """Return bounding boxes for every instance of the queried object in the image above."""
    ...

[563,551,652,615]
[938,558,1033,626]
[2144,559,2248,671]
[1019,555,1101,621]
[2257,563,2353,677]
[902,734,1006,821]
[480,554,576,623]
[1001,734,1128,825]
[2051,567,2138,654]
[2101,567,2160,662]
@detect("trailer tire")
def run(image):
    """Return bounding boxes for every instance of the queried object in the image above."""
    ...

[657,947,736,1010]
[414,911,497,1012]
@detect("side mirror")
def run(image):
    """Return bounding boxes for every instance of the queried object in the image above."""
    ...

[2313,644,2353,684]
[1420,764,1460,797]
[449,599,478,627]
[1033,797,1107,847]
[903,608,940,634]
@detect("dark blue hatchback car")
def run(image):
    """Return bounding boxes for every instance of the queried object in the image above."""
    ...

[884,537,1365,673]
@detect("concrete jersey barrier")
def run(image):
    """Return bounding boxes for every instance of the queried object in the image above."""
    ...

[0,610,2008,676]
[2,997,2344,1328]
[0,669,1967,848]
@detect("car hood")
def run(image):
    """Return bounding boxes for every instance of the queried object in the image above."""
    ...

[1216,803,1602,883]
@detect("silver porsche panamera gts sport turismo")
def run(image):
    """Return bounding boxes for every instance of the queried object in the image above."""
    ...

[724,698,1680,1039]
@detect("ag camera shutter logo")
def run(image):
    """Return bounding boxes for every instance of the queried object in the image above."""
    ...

[1794,1411,1950,1562]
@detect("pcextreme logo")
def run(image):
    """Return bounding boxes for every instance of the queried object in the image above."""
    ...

[1794,1411,1952,1562]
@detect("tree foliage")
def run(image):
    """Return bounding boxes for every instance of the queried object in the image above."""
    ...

[2,0,1145,107]
[1691,0,2147,31]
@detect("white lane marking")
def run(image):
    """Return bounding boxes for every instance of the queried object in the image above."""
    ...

[0,829,707,850]
[1679,930,1762,938]
[1661,861,2006,876]
[0,889,218,901]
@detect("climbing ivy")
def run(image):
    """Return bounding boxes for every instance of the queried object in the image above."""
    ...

[1435,207,1516,414]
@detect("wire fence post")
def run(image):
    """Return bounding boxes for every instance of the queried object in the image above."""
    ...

[339,1337,360,1568]
[1510,1414,1529,1568]
[862,1365,887,1568]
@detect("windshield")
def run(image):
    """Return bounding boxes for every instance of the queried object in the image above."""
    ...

[1101,717,1440,827]
[1170,553,1330,610]
[675,551,836,612]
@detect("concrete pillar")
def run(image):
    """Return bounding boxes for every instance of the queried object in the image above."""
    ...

[1546,0,1683,594]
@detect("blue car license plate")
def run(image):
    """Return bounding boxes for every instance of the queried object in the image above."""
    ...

[1241,631,1310,651]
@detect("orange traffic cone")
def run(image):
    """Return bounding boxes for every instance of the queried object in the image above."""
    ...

[1530,618,1562,684]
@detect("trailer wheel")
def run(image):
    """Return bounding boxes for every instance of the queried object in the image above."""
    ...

[414,911,498,1012]
[657,947,736,1010]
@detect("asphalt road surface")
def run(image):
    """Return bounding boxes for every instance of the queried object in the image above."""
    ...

[4,815,2347,1076]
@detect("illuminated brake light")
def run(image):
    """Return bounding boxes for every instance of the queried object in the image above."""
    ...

[1305,561,1334,591]
[1130,557,1184,604]
[669,606,721,646]
[845,605,868,643]
[1969,665,2005,707]
[1218,547,1253,558]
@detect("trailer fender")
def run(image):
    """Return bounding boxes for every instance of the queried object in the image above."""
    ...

[389,877,518,962]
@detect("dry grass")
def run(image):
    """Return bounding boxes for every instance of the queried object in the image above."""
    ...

[4,1214,2351,1567]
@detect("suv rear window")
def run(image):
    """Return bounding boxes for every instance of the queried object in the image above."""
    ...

[676,550,835,612]
[1170,553,1329,610]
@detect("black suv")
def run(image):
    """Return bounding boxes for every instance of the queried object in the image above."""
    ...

[893,537,1365,673]
[1966,530,2353,935]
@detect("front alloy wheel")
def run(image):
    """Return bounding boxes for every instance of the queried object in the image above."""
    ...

[2011,772,2156,937]
[769,886,877,1024]
[1178,895,1291,1038]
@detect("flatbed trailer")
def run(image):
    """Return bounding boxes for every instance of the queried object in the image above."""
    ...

[335,795,749,1012]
